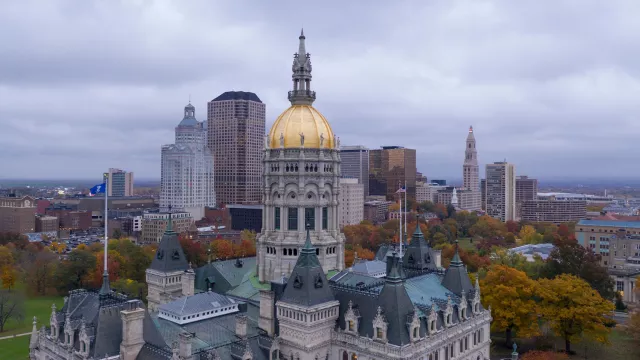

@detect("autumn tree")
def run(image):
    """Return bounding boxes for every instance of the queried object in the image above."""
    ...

[53,249,96,293]
[538,274,614,354]
[0,265,17,290]
[542,242,614,299]
[455,211,478,237]
[23,248,57,296]
[211,239,234,260]
[179,234,206,266]
[0,289,25,332]
[481,265,540,347]
[469,215,506,239]
[518,225,537,244]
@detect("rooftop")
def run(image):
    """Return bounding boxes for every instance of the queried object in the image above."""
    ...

[577,219,640,229]
[212,91,262,103]
[158,291,239,325]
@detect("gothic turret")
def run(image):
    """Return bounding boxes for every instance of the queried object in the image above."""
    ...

[280,229,335,306]
[442,241,474,296]
[146,211,190,311]
[402,222,438,274]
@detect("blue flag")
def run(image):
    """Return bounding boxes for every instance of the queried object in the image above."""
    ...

[90,183,106,195]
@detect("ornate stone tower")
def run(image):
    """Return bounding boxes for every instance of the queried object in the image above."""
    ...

[258,30,345,282]
[145,213,190,311]
[275,230,339,360]
[463,126,481,210]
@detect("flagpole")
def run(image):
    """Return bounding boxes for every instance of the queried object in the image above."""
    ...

[399,183,403,258]
[100,173,110,295]
[404,180,407,247]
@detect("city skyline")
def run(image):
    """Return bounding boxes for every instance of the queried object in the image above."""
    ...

[1,1,639,179]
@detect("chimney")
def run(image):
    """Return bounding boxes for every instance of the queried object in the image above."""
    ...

[182,269,195,297]
[119,301,145,360]
[179,332,194,360]
[433,250,442,268]
[235,314,248,338]
[258,290,275,336]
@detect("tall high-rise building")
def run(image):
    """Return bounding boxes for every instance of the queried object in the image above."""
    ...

[106,168,134,197]
[462,126,481,210]
[480,178,487,210]
[485,162,516,221]
[208,91,266,205]
[160,103,215,220]
[516,175,538,203]
[257,30,345,282]
[340,145,369,197]
[368,146,416,200]
[338,178,364,227]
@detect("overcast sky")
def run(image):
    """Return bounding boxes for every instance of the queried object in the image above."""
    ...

[1,0,639,181]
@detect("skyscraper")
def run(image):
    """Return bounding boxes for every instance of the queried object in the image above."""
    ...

[462,126,481,210]
[208,91,266,205]
[257,30,345,282]
[106,168,134,197]
[368,146,416,199]
[485,161,516,222]
[340,145,369,197]
[160,103,215,220]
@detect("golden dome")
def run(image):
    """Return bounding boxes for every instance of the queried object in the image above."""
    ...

[268,105,335,149]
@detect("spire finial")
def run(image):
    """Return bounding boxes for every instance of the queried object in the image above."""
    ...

[189,93,191,104]
[167,204,173,232]
[469,125,473,133]
[300,28,305,38]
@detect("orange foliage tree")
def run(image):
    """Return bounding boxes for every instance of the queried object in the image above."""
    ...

[211,239,235,260]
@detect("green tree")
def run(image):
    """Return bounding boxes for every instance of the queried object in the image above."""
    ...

[54,249,96,293]
[542,242,614,299]
[111,229,123,239]
[538,274,614,354]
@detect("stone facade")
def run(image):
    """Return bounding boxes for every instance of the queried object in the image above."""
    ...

[257,30,345,282]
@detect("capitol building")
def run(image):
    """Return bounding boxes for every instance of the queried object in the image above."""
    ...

[28,31,492,360]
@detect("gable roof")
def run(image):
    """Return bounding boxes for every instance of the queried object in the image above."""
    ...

[279,229,335,307]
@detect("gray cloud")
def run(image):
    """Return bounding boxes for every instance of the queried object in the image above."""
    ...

[1,0,639,181]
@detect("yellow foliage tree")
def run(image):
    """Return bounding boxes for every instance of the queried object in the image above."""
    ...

[0,265,17,290]
[518,225,537,244]
[480,265,540,347]
[538,274,614,354]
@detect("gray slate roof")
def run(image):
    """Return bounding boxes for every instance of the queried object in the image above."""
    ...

[149,217,189,273]
[159,291,237,317]
[441,242,473,296]
[279,229,336,307]
[403,223,439,274]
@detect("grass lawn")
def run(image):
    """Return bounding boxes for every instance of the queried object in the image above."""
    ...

[490,329,639,359]
[1,296,64,337]
[0,335,30,360]
[457,237,476,251]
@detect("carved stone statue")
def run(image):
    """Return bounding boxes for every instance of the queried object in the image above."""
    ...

[279,132,284,147]
[320,133,324,147]
[299,132,305,147]
[336,136,341,148]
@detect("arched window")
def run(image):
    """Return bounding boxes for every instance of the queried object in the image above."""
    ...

[342,351,348,360]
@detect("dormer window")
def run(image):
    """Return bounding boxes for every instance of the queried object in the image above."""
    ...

[372,306,388,342]
[409,308,421,342]
[344,301,360,335]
